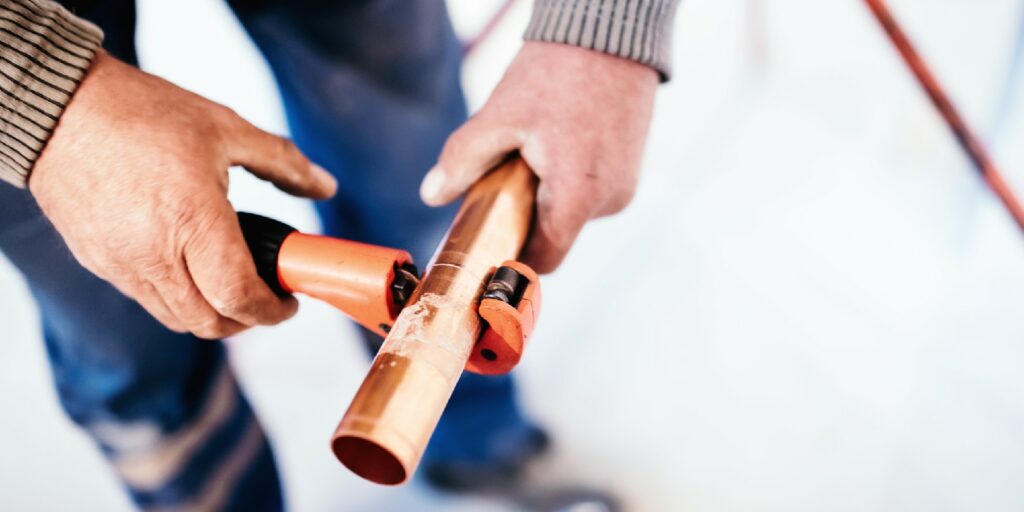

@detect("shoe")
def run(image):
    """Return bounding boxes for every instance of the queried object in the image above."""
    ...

[423,425,550,491]
[422,428,620,512]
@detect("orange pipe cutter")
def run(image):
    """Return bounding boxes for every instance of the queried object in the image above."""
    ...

[241,157,540,484]
[237,200,541,377]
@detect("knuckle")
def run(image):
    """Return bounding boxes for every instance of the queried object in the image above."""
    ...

[210,294,245,318]
[213,104,241,125]
[448,125,472,145]
[192,314,230,340]
[277,136,301,158]
[282,141,310,174]
[166,324,189,334]
[110,273,147,297]
[151,311,187,334]
[539,217,576,251]
[602,187,636,215]
[441,126,474,155]
[204,105,242,141]
[546,205,588,246]
[266,135,309,173]
[209,284,258,319]
[192,326,222,340]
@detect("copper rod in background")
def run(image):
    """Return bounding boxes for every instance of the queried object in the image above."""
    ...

[864,0,1024,234]
[331,157,537,485]
[463,0,519,57]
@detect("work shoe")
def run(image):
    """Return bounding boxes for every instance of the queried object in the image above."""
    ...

[422,427,620,512]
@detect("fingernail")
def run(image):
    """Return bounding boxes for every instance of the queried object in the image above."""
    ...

[420,168,447,206]
[311,163,338,192]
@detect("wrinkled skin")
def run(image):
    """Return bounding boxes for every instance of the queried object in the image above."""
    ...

[421,41,658,273]
[30,50,337,339]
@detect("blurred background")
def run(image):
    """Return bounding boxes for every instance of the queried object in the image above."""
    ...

[2,0,1024,510]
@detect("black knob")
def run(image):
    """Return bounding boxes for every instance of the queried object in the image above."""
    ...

[237,212,297,297]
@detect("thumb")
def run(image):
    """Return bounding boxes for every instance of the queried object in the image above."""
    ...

[421,121,522,206]
[228,116,337,200]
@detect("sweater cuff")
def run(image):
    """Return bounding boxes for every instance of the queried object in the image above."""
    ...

[524,0,680,81]
[0,0,103,188]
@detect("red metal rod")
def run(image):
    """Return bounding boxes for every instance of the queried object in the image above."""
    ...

[864,0,1024,233]
[463,0,519,57]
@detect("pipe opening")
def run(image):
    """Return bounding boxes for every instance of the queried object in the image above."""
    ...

[332,435,407,485]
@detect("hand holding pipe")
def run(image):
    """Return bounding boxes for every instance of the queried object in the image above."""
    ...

[238,156,540,484]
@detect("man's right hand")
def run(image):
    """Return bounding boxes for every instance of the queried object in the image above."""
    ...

[29,50,337,339]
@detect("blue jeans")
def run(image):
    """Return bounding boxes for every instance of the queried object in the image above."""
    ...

[0,1,534,509]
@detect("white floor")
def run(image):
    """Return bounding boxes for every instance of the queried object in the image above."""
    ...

[3,0,1024,510]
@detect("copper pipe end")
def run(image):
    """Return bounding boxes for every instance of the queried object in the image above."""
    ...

[332,434,406,486]
[330,347,458,485]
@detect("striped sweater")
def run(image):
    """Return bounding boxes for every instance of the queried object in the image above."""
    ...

[526,0,679,81]
[0,0,680,188]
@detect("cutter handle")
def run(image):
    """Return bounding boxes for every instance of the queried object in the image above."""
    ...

[237,212,418,337]
[238,212,297,296]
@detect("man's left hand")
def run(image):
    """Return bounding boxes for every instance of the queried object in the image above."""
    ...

[419,41,658,273]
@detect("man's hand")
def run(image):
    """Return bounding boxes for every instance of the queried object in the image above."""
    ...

[30,50,337,339]
[420,42,658,273]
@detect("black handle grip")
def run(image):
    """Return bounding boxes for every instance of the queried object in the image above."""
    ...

[237,212,297,296]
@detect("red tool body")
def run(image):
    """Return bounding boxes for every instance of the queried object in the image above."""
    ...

[470,260,541,375]
[237,212,540,375]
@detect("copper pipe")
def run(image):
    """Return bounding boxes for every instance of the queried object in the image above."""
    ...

[864,0,1024,234]
[331,157,537,485]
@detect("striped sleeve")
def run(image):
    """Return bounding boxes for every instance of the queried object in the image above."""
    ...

[0,0,102,188]
[524,0,681,81]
